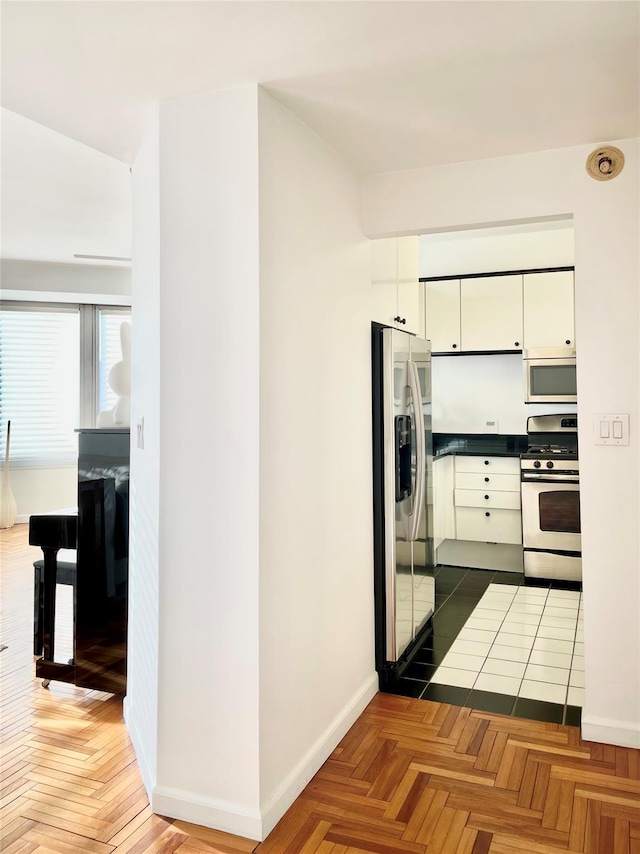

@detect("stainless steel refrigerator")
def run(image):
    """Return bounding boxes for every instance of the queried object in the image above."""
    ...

[372,325,434,688]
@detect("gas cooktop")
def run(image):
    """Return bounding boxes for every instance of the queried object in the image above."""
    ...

[522,445,578,460]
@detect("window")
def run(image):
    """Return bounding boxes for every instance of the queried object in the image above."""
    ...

[98,308,132,414]
[0,302,131,466]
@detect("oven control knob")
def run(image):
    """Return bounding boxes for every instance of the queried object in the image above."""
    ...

[533,460,541,468]
[546,460,554,469]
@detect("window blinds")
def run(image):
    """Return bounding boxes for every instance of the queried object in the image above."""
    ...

[0,307,80,464]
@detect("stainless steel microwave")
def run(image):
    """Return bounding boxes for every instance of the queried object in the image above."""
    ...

[523,347,577,403]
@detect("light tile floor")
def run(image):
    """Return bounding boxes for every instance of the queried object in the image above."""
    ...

[431,583,584,706]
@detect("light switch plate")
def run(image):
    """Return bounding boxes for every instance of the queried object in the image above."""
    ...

[594,413,629,445]
[136,417,145,450]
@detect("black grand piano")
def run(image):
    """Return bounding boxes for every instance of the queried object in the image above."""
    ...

[29,429,129,695]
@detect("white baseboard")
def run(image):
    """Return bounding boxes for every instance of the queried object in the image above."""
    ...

[150,673,378,842]
[15,516,29,525]
[123,697,157,798]
[128,674,378,842]
[581,715,640,749]
[259,672,379,839]
[152,786,263,842]
[437,539,524,573]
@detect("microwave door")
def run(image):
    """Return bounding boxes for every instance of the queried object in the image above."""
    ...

[525,358,577,403]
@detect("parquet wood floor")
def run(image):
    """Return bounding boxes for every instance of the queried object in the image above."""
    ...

[3,525,639,854]
[0,525,257,854]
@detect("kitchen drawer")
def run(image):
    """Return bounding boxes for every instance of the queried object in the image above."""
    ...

[454,456,520,476]
[455,506,522,545]
[455,489,521,510]
[454,471,521,492]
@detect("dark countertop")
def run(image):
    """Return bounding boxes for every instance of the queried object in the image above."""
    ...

[433,433,527,459]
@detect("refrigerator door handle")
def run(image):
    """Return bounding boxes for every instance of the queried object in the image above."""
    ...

[407,360,426,542]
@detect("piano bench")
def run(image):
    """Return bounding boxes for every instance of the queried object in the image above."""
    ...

[33,560,76,656]
[33,559,76,587]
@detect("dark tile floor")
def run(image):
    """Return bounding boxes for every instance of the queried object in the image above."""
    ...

[390,565,583,726]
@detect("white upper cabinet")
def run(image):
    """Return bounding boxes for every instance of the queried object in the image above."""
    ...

[460,275,523,352]
[523,271,575,348]
[424,279,461,352]
[396,236,420,335]
[371,237,398,328]
[371,236,421,335]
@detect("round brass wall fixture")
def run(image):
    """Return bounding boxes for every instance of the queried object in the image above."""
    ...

[586,145,625,181]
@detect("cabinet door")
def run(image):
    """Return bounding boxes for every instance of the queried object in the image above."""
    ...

[454,456,520,476]
[523,271,575,348]
[371,238,398,327]
[460,275,523,351]
[424,280,461,352]
[433,455,455,548]
[454,489,521,510]
[396,236,420,335]
[455,507,522,545]
[455,471,521,492]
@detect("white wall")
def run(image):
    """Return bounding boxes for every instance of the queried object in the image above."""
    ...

[125,111,161,798]
[10,464,77,521]
[1,259,131,305]
[257,90,376,832]
[364,137,640,748]
[129,87,263,838]
[127,84,377,841]
[420,220,574,277]
[432,354,576,435]
[1,107,131,265]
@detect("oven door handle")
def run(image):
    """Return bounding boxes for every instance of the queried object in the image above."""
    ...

[521,474,579,483]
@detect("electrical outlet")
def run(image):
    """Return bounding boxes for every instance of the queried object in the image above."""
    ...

[136,417,145,450]
[484,418,499,434]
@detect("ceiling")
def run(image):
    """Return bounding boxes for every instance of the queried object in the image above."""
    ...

[2,1,639,173]
[1,109,132,264]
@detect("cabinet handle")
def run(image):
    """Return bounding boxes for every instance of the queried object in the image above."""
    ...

[452,343,457,349]
[515,341,520,347]
[566,339,571,345]
[484,460,490,465]
[393,316,407,325]
[485,511,491,517]
[484,494,489,500]
[484,477,490,482]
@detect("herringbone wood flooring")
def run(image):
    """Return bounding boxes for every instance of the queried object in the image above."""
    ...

[0,525,257,854]
[2,525,639,853]
[256,694,640,853]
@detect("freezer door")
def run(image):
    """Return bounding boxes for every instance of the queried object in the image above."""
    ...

[409,337,435,639]
[382,328,413,660]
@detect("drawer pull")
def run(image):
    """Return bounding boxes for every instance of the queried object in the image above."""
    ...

[484,477,490,482]
[485,511,491,517]
[484,494,489,499]
[484,460,489,465]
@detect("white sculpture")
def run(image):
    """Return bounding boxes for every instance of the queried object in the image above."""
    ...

[97,322,131,428]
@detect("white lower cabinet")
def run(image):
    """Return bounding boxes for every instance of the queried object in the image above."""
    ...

[455,507,522,545]
[454,489,521,510]
[454,471,520,492]
[433,454,455,549]
[453,455,522,546]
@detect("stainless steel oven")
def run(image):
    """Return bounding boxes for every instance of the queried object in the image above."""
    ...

[521,414,581,581]
[524,347,577,404]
